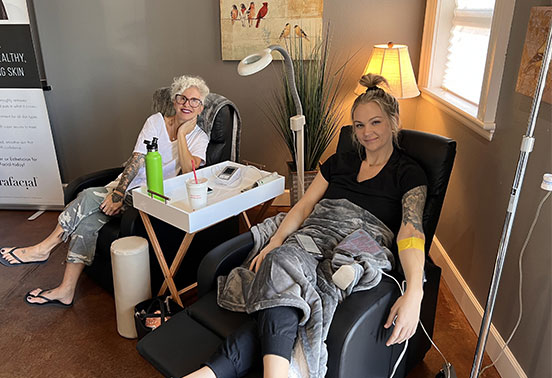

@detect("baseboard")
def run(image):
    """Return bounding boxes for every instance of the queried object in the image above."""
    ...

[429,237,527,378]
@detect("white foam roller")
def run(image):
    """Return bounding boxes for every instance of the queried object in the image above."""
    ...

[111,236,152,339]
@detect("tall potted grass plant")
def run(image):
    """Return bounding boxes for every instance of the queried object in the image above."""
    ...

[265,30,347,204]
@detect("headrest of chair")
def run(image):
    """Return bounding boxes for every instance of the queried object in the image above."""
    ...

[152,87,175,117]
[197,93,241,139]
[397,130,456,198]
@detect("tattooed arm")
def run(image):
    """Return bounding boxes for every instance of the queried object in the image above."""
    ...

[176,117,202,174]
[384,185,427,346]
[100,152,145,216]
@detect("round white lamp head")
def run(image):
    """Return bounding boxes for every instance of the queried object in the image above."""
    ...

[237,48,273,76]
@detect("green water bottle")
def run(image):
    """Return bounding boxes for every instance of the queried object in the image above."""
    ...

[144,137,164,201]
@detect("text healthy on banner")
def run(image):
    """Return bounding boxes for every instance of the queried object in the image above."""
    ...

[0,0,64,210]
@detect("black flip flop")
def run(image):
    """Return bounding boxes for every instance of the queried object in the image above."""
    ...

[24,289,73,308]
[0,248,48,267]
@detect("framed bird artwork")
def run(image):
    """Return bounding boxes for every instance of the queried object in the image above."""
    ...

[515,6,552,104]
[219,0,323,60]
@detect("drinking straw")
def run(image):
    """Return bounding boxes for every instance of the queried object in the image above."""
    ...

[191,160,198,184]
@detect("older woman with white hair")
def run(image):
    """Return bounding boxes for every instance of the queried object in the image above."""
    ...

[0,75,210,307]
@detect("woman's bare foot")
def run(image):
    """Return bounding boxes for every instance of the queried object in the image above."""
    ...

[1,244,54,265]
[25,262,84,307]
[1,223,64,265]
[25,287,74,306]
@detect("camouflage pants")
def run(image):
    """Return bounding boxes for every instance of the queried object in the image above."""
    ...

[58,187,127,266]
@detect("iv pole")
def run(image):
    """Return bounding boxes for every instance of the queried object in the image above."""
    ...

[470,23,552,378]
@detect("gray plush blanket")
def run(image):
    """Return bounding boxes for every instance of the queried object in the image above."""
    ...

[217,198,395,377]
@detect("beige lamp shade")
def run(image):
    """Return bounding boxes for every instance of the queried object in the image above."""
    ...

[355,43,420,99]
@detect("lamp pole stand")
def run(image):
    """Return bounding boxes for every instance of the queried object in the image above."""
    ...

[290,115,306,198]
[470,24,552,378]
[268,45,306,199]
[237,44,306,200]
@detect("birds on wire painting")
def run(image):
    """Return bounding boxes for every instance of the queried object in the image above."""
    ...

[230,2,268,29]
[220,0,323,60]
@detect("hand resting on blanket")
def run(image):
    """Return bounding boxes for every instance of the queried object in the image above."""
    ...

[249,239,281,273]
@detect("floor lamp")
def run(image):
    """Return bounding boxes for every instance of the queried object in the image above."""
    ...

[237,45,306,199]
[470,24,552,378]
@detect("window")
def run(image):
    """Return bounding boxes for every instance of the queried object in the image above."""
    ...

[418,0,516,140]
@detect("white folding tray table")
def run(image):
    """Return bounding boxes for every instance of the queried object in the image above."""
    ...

[133,161,285,306]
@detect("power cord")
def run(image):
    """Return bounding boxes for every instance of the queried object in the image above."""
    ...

[381,270,455,378]
[244,164,265,182]
[478,190,551,377]
[380,270,409,378]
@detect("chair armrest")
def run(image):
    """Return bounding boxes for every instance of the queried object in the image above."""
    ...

[326,277,404,378]
[326,259,442,377]
[64,167,123,205]
[196,232,254,298]
[119,207,141,237]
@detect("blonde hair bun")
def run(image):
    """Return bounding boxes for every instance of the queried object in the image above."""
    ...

[358,74,389,91]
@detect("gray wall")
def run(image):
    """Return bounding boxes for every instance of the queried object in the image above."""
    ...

[33,0,425,182]
[412,0,551,376]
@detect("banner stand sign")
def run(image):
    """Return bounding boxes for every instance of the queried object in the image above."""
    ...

[0,0,64,210]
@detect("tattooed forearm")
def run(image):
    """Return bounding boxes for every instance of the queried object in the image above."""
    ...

[121,155,133,167]
[401,185,427,233]
[111,191,123,203]
[115,152,145,194]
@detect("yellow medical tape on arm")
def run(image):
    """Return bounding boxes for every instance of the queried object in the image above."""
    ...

[397,237,425,253]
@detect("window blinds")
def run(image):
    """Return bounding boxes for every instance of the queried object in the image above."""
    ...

[442,0,495,104]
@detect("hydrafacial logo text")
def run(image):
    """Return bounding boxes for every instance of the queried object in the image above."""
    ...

[0,176,38,190]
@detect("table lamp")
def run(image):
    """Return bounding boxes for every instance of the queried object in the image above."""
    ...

[237,45,306,199]
[355,42,420,99]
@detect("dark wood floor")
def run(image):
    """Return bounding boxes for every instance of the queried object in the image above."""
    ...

[0,209,500,378]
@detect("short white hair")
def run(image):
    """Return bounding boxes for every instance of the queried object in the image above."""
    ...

[170,75,209,101]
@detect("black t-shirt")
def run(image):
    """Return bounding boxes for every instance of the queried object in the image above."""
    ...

[320,147,427,235]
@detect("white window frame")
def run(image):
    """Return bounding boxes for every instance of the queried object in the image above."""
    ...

[418,0,516,141]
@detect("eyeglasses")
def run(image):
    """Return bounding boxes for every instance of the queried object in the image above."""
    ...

[174,94,203,108]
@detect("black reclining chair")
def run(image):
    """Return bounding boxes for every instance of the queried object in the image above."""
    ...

[64,88,241,294]
[137,127,456,378]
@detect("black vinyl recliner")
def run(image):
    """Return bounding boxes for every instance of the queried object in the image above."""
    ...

[136,127,456,378]
[63,89,241,294]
